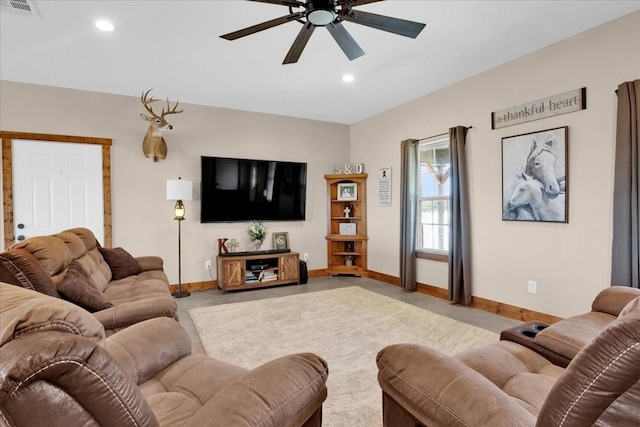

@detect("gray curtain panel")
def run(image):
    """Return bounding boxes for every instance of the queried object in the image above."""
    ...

[448,126,472,304]
[400,139,419,292]
[611,80,640,288]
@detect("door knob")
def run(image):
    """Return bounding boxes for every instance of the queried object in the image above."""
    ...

[17,223,25,229]
[16,235,25,241]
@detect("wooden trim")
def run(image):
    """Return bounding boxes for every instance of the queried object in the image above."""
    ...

[367,270,400,286]
[2,138,14,250]
[416,251,448,262]
[102,145,112,247]
[323,173,368,180]
[416,281,449,299]
[470,295,563,324]
[1,131,112,249]
[170,280,217,294]
[367,269,562,324]
[0,131,111,146]
[309,269,329,278]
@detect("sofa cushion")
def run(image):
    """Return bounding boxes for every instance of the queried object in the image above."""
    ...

[619,296,640,318]
[53,231,88,259]
[75,246,112,292]
[534,311,614,360]
[11,235,72,277]
[136,256,164,273]
[0,249,59,297]
[591,286,640,316]
[99,247,142,280]
[455,340,563,416]
[65,227,101,252]
[0,282,105,347]
[58,260,113,312]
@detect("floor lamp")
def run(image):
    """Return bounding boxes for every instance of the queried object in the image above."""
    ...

[167,177,193,298]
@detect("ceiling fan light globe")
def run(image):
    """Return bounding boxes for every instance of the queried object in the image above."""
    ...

[307,9,336,26]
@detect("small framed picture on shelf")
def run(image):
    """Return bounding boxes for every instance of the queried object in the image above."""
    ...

[339,223,357,235]
[337,183,357,201]
[272,232,289,250]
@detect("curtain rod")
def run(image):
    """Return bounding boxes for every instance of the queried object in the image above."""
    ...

[418,126,473,142]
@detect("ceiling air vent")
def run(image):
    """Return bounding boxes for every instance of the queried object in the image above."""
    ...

[0,0,40,17]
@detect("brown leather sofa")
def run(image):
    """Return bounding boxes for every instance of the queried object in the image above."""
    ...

[376,296,640,427]
[0,227,177,336]
[0,283,329,427]
[533,286,640,365]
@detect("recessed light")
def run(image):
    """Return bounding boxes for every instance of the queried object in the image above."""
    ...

[95,20,114,32]
[342,74,355,83]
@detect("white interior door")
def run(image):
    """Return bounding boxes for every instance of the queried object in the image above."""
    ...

[12,140,104,244]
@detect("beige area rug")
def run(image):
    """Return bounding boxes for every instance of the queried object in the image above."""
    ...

[189,287,498,427]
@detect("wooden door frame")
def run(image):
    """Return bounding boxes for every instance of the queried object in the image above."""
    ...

[1,131,112,249]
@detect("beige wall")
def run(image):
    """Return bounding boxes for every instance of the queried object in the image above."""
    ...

[350,11,640,318]
[1,12,638,318]
[0,82,350,284]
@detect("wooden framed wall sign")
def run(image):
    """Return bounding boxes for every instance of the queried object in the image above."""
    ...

[492,88,586,129]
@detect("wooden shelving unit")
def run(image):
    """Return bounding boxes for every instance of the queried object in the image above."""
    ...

[216,251,299,292]
[325,173,368,277]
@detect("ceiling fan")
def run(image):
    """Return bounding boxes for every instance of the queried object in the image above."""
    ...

[220,0,426,64]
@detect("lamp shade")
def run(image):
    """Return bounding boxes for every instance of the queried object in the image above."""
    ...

[167,178,193,201]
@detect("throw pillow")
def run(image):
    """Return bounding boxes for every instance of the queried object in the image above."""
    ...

[0,249,59,297]
[618,296,640,318]
[58,260,113,312]
[99,247,141,280]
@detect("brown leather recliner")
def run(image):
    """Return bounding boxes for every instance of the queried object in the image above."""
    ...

[0,283,328,427]
[377,299,640,427]
[533,286,640,365]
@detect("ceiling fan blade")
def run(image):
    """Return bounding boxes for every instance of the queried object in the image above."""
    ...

[220,12,303,40]
[337,0,384,8]
[283,23,316,64]
[247,0,305,7]
[338,9,426,39]
[326,21,365,61]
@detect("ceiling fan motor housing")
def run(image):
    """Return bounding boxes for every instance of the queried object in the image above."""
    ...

[306,0,337,26]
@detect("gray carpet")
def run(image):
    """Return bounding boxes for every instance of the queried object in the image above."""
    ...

[189,286,499,427]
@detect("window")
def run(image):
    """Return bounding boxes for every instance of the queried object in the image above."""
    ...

[417,136,451,254]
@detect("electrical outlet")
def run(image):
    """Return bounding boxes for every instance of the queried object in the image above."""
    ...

[303,253,309,262]
[528,280,537,294]
[205,260,212,270]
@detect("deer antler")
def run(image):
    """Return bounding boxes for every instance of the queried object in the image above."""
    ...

[141,88,162,118]
[161,98,183,118]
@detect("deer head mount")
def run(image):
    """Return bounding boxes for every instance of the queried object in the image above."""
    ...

[140,89,183,162]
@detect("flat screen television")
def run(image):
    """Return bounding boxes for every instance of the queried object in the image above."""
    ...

[201,156,307,222]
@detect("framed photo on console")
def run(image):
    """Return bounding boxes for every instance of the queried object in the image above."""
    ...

[272,232,289,250]
[337,183,357,201]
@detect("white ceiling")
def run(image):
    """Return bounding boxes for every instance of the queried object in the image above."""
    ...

[1,1,639,124]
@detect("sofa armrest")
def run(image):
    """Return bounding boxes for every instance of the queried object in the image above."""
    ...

[92,297,177,331]
[107,317,192,384]
[135,256,164,272]
[186,353,328,427]
[591,286,640,316]
[376,343,535,427]
[1,330,158,427]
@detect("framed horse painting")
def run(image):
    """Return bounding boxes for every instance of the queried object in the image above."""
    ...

[501,126,568,223]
